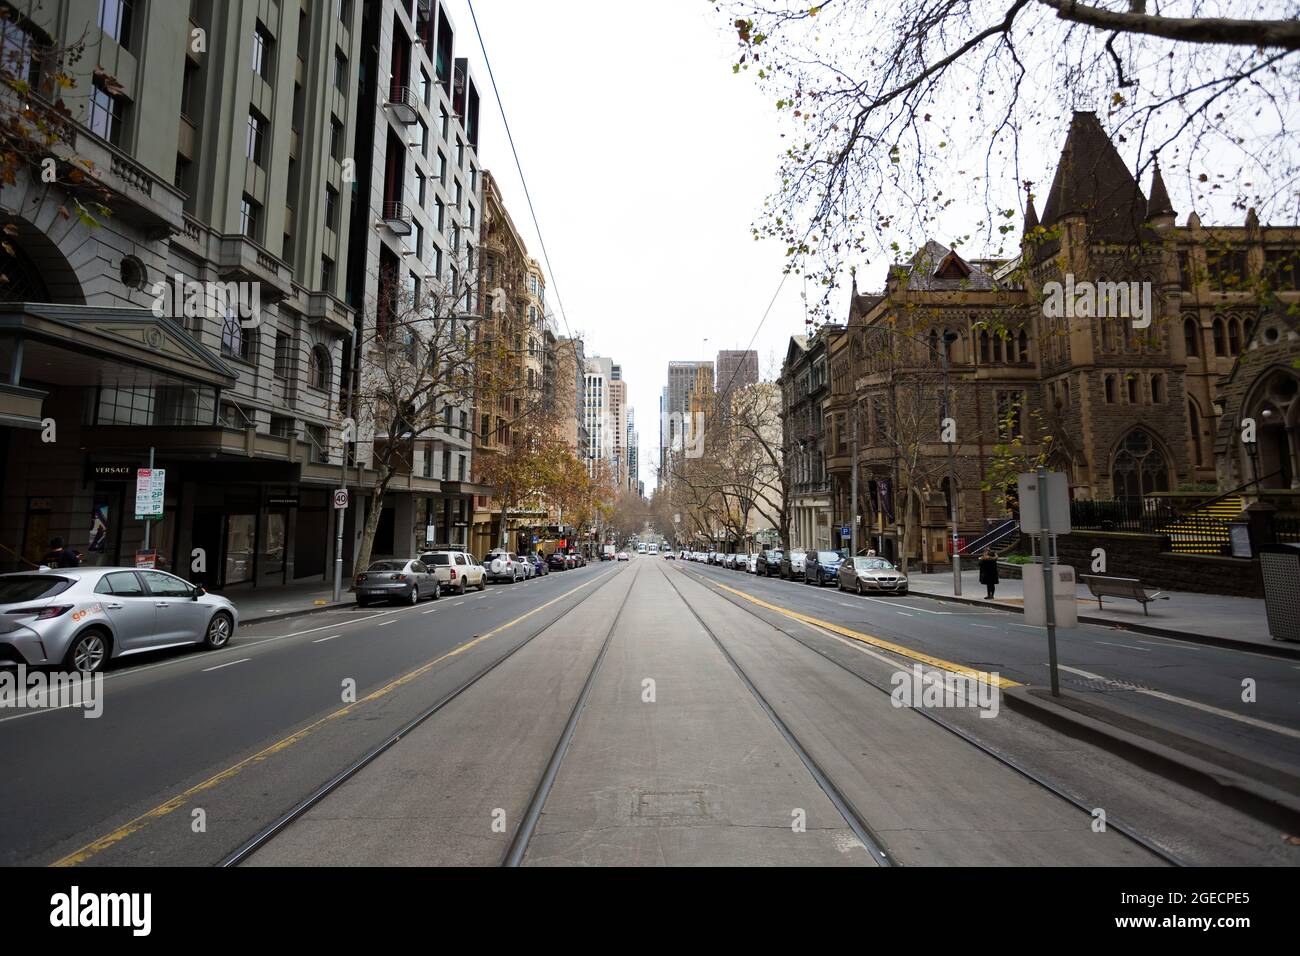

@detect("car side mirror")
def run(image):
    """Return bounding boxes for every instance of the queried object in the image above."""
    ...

[192,585,206,600]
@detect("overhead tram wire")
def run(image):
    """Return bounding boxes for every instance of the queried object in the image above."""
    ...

[466,0,575,346]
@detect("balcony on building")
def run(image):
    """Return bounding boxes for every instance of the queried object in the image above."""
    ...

[385,84,419,125]
[383,200,413,236]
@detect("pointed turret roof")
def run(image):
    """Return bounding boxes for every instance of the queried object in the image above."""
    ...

[1036,111,1151,259]
[1147,160,1175,221]
[1023,194,1039,233]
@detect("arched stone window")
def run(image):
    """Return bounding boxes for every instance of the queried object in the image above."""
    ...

[1111,428,1172,498]
[1213,318,1227,356]
[1183,316,1199,358]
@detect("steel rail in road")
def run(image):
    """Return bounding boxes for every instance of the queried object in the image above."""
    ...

[674,563,1189,868]
[218,564,632,868]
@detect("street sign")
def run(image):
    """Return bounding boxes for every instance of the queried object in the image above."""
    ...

[134,468,165,519]
[1017,471,1070,535]
[334,489,349,510]
[840,526,851,540]
[134,549,158,569]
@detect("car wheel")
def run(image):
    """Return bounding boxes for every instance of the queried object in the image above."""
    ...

[65,628,109,674]
[478,577,486,591]
[460,579,468,595]
[203,612,233,650]
[433,581,441,600]
[857,580,865,596]
[409,584,419,605]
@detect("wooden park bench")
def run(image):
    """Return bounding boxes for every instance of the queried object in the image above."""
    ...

[1080,575,1168,616]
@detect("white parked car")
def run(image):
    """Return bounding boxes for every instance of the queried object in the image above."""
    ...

[420,551,486,594]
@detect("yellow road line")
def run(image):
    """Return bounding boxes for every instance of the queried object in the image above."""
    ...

[690,572,1020,689]
[51,568,620,867]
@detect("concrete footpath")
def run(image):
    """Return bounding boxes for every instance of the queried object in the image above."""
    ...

[907,568,1296,657]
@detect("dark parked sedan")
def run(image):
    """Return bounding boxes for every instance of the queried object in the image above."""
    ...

[548,552,568,571]
[755,549,783,577]
[804,550,844,585]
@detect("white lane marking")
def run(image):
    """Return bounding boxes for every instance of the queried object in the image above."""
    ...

[865,597,951,615]
[313,634,343,644]
[1095,641,1149,652]
[971,623,996,629]
[378,621,397,628]
[1011,624,1040,631]
[202,658,251,673]
[1058,664,1300,741]
[422,608,438,615]
[896,611,914,617]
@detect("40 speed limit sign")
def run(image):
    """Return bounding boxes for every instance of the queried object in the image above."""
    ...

[334,489,349,510]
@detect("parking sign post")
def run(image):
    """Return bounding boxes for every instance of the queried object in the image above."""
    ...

[332,487,349,603]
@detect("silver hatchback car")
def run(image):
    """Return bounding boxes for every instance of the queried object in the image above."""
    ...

[0,568,239,674]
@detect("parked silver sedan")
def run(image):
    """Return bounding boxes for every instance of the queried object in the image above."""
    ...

[837,557,909,595]
[355,559,441,606]
[0,568,239,674]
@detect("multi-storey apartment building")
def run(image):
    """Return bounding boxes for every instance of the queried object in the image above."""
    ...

[626,407,639,495]
[0,0,371,587]
[347,0,487,558]
[469,170,544,555]
[780,331,836,550]
[584,355,613,473]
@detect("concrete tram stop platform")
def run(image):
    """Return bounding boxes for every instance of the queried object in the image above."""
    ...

[906,568,1298,659]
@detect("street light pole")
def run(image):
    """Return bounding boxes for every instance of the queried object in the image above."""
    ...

[940,335,961,596]
[850,407,859,557]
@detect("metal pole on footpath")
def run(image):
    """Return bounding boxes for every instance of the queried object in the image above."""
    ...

[1037,464,1060,697]
[142,446,154,551]
[333,440,347,603]
[850,409,859,556]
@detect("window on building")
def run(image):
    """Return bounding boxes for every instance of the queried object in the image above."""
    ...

[310,345,330,390]
[1177,251,1193,291]
[221,312,254,362]
[1228,316,1242,355]
[252,22,274,80]
[1104,374,1116,404]
[1208,249,1249,291]
[1126,376,1138,405]
[995,391,1023,439]
[325,185,339,231]
[1183,317,1199,358]
[274,332,292,379]
[1151,373,1165,404]
[1213,318,1227,356]
[88,80,127,146]
[330,118,344,160]
[1264,248,1300,290]
[98,0,133,48]
[321,255,334,292]
[334,49,348,92]
[246,109,267,166]
[240,195,261,240]
[436,150,447,185]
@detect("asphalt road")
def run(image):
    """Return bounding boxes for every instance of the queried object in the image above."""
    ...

[0,562,621,866]
[678,561,1300,775]
[2,555,1295,867]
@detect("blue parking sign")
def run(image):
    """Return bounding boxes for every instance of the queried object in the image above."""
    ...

[840,527,851,539]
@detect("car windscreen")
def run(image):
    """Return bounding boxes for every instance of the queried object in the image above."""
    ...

[857,558,896,570]
[367,561,407,572]
[816,552,839,563]
[0,576,74,603]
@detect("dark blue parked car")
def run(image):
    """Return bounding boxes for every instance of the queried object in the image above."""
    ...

[529,554,548,576]
[804,550,844,585]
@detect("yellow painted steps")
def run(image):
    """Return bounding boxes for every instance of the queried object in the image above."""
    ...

[1158,495,1241,555]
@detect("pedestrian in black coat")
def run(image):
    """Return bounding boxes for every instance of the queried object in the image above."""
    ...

[978,549,999,600]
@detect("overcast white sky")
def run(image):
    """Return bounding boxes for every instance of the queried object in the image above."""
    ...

[452,0,809,491]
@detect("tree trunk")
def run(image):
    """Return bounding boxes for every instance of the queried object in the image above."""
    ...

[354,469,394,575]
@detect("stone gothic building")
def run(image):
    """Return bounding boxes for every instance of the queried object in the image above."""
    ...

[816,110,1299,565]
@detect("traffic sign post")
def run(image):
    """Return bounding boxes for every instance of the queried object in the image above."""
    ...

[840,527,851,541]
[1019,466,1069,696]
[332,487,350,603]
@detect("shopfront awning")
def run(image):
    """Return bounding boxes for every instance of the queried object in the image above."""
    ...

[0,302,240,401]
